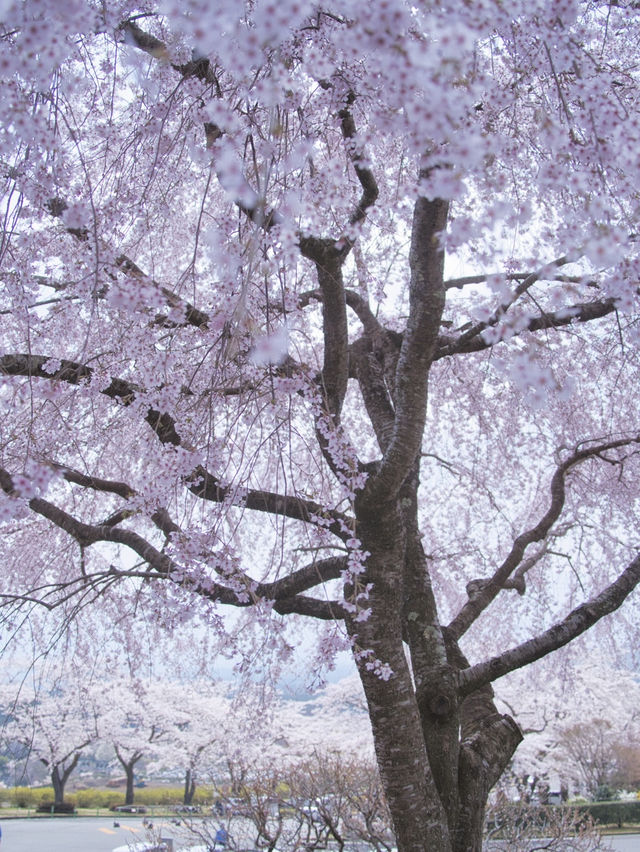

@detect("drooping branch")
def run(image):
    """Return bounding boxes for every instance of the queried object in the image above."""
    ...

[459,551,640,695]
[186,465,351,541]
[1,467,343,620]
[449,435,640,639]
[46,198,210,332]
[0,354,352,540]
[119,21,284,235]
[0,353,182,445]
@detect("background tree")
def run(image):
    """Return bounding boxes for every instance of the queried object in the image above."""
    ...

[610,743,640,793]
[2,2,640,850]
[0,680,97,808]
[96,681,168,807]
[497,659,640,801]
[147,680,236,805]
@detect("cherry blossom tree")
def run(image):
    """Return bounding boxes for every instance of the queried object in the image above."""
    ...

[496,659,640,800]
[145,680,239,804]
[2,1,640,850]
[96,680,168,806]
[0,679,98,808]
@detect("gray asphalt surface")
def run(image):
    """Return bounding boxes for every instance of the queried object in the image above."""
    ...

[0,818,639,851]
[0,816,177,851]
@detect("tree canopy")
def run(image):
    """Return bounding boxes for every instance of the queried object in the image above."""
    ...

[2,2,640,850]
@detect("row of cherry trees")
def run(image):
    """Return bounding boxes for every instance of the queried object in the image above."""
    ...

[0,672,374,808]
[3,659,638,816]
[1,678,251,807]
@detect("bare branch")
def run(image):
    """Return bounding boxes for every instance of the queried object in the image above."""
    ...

[258,555,346,599]
[338,92,379,228]
[459,552,640,695]
[437,296,618,359]
[449,435,640,639]
[54,465,136,499]
[443,271,593,291]
[442,255,573,354]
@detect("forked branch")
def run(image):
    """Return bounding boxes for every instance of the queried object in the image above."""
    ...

[449,435,640,639]
[459,551,640,695]
[0,467,344,619]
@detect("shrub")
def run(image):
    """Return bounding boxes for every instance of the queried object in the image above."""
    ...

[576,799,640,827]
[73,789,122,809]
[36,801,76,814]
[8,787,54,808]
[485,803,609,850]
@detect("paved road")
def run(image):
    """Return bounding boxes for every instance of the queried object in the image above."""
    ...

[0,816,181,851]
[485,837,640,852]
[0,818,638,851]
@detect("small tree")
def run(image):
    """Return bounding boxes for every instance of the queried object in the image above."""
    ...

[147,681,232,805]
[96,681,168,806]
[559,720,620,801]
[0,681,97,808]
[484,802,611,852]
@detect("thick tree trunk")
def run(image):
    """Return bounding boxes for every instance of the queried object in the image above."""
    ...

[115,747,142,806]
[349,501,451,852]
[51,766,65,807]
[124,765,135,805]
[184,768,196,805]
[350,492,523,852]
[47,755,81,808]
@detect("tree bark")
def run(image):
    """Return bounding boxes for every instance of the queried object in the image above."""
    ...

[115,747,142,806]
[349,499,452,851]
[184,768,196,805]
[347,470,526,852]
[51,766,65,808]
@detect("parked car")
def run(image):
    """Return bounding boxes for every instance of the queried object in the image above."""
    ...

[111,804,148,814]
[212,796,249,816]
[174,804,202,814]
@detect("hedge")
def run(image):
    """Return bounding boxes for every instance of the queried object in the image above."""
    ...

[36,801,76,814]
[5,787,54,808]
[575,800,640,827]
[2,785,215,810]
[489,800,640,832]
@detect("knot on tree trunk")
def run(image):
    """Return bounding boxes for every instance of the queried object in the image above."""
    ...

[416,664,459,722]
